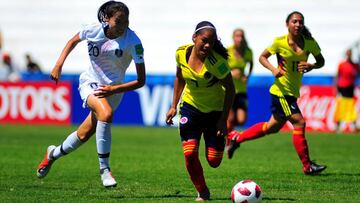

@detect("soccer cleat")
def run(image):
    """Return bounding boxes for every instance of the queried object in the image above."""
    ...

[195,187,210,201]
[225,130,241,159]
[100,168,117,188]
[36,145,56,178]
[304,161,327,175]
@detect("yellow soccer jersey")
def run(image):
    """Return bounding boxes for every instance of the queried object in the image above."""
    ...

[176,44,231,113]
[227,45,253,94]
[267,34,321,97]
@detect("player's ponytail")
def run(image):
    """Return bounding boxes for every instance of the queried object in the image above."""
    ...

[194,21,229,60]
[213,38,229,60]
[301,26,312,39]
[286,11,313,39]
[97,1,129,24]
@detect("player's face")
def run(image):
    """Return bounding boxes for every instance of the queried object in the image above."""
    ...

[287,13,304,36]
[107,11,129,35]
[233,30,244,47]
[193,30,216,58]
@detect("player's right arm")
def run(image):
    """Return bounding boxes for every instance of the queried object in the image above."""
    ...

[259,49,284,78]
[166,66,185,125]
[51,33,82,84]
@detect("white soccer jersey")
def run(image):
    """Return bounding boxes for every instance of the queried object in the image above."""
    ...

[79,23,144,85]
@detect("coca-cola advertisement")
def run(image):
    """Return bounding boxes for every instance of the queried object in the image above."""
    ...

[284,86,360,132]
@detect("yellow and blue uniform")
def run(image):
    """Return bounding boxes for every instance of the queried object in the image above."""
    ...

[176,44,230,113]
[227,45,253,110]
[176,44,230,148]
[227,45,253,94]
[267,34,321,117]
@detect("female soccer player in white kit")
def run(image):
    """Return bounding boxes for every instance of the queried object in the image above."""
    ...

[36,1,145,188]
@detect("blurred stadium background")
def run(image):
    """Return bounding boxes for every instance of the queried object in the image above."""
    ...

[1,1,360,202]
[0,0,359,129]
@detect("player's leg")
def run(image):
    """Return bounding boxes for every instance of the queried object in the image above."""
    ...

[226,115,285,159]
[226,94,288,159]
[204,111,225,168]
[179,102,209,201]
[227,108,236,132]
[87,94,117,187]
[36,112,96,178]
[289,112,326,175]
[204,134,225,169]
[235,93,248,126]
[236,108,247,126]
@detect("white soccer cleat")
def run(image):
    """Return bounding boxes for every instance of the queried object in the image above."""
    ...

[36,145,56,178]
[100,168,117,188]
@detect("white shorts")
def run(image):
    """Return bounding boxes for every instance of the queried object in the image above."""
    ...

[78,73,123,110]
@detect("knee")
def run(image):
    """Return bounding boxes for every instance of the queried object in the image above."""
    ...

[294,119,306,129]
[97,108,113,122]
[206,148,223,168]
[207,157,222,168]
[237,120,246,126]
[183,140,199,164]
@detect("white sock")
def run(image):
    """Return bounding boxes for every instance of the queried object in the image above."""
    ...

[52,131,83,159]
[96,121,112,170]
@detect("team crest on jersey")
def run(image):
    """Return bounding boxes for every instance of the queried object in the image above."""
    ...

[135,44,144,55]
[115,49,123,57]
[180,116,188,124]
[218,63,228,75]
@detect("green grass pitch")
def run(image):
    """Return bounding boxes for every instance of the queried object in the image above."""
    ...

[0,124,359,202]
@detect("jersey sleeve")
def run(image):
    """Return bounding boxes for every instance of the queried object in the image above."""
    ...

[175,50,181,68]
[212,58,231,79]
[78,23,97,41]
[308,38,321,56]
[267,37,279,55]
[246,48,253,62]
[130,32,144,64]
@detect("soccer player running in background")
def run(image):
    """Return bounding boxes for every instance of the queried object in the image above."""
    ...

[226,11,327,175]
[36,1,146,187]
[334,48,360,132]
[226,28,253,133]
[165,21,235,201]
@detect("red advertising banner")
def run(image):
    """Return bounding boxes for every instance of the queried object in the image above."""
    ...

[0,81,72,125]
[284,86,360,132]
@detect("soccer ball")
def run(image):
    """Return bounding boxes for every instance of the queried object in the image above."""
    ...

[231,180,262,203]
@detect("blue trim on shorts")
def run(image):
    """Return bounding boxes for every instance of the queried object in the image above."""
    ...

[270,94,301,119]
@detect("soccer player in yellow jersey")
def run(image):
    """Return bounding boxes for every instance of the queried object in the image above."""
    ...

[226,11,327,175]
[166,21,235,201]
[227,28,253,131]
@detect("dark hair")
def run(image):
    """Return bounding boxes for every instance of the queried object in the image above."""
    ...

[286,11,312,39]
[194,21,229,60]
[233,28,248,50]
[97,1,129,24]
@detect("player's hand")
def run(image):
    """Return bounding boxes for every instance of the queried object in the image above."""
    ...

[165,107,177,125]
[216,119,227,137]
[297,61,313,74]
[94,84,114,98]
[272,68,285,78]
[241,75,248,82]
[231,69,241,79]
[50,66,62,85]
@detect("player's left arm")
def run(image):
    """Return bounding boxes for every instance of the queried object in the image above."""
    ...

[217,73,235,136]
[94,63,146,98]
[298,53,325,74]
[243,59,254,82]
